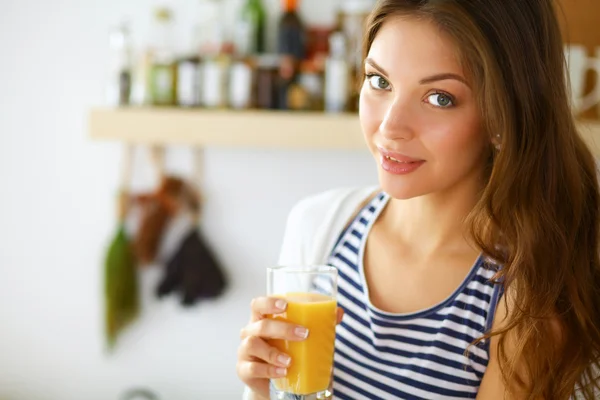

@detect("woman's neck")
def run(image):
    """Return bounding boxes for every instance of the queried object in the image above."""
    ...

[379,177,483,257]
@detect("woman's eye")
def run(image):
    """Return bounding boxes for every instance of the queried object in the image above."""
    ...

[427,92,454,108]
[367,74,391,90]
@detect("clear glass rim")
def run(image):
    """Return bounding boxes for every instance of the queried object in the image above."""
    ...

[267,265,337,275]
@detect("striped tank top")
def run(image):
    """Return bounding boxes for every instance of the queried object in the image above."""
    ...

[323,191,503,399]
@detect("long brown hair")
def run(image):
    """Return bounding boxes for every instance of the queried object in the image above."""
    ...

[363,0,600,398]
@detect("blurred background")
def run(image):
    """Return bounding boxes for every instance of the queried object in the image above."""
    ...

[0,0,598,399]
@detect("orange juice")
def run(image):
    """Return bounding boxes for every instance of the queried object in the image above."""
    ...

[269,292,337,395]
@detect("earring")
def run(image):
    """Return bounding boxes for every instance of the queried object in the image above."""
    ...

[494,134,501,150]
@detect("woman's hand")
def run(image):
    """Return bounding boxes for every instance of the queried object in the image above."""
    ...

[236,296,344,399]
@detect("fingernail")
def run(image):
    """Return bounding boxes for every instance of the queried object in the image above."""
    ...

[275,299,287,311]
[277,354,291,367]
[275,367,287,377]
[294,327,309,339]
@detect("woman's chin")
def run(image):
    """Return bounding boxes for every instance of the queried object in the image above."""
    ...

[378,172,427,200]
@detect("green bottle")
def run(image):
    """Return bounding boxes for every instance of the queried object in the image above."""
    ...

[236,0,266,55]
[149,8,177,106]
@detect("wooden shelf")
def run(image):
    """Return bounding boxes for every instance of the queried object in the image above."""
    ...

[89,107,600,156]
[89,108,366,150]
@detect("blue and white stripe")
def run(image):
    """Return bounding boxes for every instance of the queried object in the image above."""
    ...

[320,192,501,399]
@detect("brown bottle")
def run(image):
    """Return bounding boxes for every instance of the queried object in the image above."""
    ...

[277,0,306,109]
[277,0,305,60]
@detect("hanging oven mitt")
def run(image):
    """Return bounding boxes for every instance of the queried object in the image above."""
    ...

[154,179,227,306]
[178,228,227,306]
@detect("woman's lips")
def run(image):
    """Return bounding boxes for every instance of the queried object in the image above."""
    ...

[377,147,425,175]
[377,147,423,162]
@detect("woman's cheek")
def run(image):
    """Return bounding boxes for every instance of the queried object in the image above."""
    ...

[360,91,383,137]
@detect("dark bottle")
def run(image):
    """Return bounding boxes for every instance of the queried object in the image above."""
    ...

[277,0,305,59]
[255,55,282,110]
[277,0,306,109]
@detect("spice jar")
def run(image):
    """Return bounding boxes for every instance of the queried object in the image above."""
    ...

[177,55,201,107]
[255,54,281,110]
[229,59,254,109]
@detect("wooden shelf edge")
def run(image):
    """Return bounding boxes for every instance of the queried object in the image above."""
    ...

[89,107,366,150]
[89,108,600,157]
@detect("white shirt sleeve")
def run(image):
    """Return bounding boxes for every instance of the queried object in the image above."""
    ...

[278,185,379,266]
[242,186,378,399]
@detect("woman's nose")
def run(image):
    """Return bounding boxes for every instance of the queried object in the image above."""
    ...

[379,98,416,141]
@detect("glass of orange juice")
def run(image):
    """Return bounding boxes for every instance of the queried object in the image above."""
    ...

[267,265,338,400]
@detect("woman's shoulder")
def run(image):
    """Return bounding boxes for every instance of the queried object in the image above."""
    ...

[286,185,380,233]
[278,185,379,265]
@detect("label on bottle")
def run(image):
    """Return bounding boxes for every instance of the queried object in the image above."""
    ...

[178,61,200,107]
[229,62,253,109]
[202,60,225,108]
[152,65,174,105]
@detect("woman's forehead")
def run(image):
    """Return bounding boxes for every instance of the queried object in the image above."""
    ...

[368,17,464,77]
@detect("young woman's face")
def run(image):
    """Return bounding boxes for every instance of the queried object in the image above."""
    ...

[360,17,489,200]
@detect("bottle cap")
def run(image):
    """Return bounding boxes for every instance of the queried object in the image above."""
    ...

[282,0,298,12]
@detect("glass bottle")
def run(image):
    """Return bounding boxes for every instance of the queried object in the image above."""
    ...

[255,54,281,110]
[201,54,229,109]
[229,58,254,109]
[324,31,349,113]
[277,0,306,109]
[177,55,201,107]
[149,8,177,106]
[106,22,132,106]
[235,0,266,56]
[336,0,374,112]
[277,0,305,60]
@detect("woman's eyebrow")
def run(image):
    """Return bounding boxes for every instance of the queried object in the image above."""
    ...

[365,58,389,76]
[419,73,469,88]
[365,57,469,88]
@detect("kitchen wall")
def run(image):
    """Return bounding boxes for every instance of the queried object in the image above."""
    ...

[0,1,376,399]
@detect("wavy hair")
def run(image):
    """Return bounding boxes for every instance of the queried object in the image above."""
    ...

[363,0,600,398]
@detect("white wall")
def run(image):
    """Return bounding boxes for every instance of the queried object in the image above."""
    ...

[0,1,375,399]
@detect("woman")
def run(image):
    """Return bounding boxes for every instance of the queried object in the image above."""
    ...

[237,0,600,398]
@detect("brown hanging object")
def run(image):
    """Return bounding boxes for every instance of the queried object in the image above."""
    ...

[133,146,183,265]
[133,178,186,265]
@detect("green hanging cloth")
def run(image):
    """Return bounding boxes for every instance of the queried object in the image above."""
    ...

[104,146,140,351]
